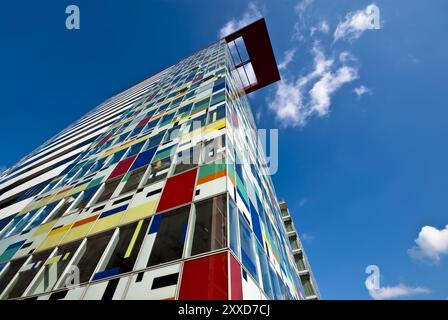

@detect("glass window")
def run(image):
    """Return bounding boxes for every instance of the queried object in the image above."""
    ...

[145,133,165,150]
[119,166,148,195]
[145,157,171,186]
[54,194,79,219]
[190,194,227,257]
[0,257,28,297]
[255,241,273,299]
[1,250,53,299]
[27,240,83,296]
[147,206,190,267]
[239,213,258,281]
[95,178,121,204]
[92,219,150,281]
[229,198,240,259]
[57,230,114,289]
[173,144,202,176]
[109,149,128,166]
[202,136,226,164]
[207,105,226,124]
[72,185,101,211]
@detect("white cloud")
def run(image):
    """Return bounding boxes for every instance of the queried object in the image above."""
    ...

[278,49,297,71]
[334,4,379,42]
[354,85,372,98]
[309,65,358,115]
[408,225,448,264]
[294,0,314,14]
[268,44,358,127]
[301,233,315,243]
[219,2,262,38]
[268,80,305,127]
[310,20,330,36]
[368,284,430,300]
[292,0,314,41]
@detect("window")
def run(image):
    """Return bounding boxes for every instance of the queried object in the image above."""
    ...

[173,144,202,176]
[0,257,28,297]
[229,198,240,259]
[285,221,293,232]
[95,178,121,204]
[202,136,225,164]
[27,240,83,296]
[54,194,79,219]
[255,241,273,299]
[1,249,53,299]
[207,105,226,124]
[57,230,114,289]
[108,149,128,166]
[145,157,171,186]
[92,219,150,281]
[146,205,190,267]
[239,213,258,281]
[72,185,101,211]
[119,166,148,195]
[189,194,227,257]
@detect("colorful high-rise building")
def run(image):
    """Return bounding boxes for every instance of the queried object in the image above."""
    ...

[0,19,316,300]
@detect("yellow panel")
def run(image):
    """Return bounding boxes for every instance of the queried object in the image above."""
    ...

[32,220,58,237]
[45,255,62,266]
[69,184,89,196]
[205,118,226,133]
[36,225,72,252]
[121,200,158,224]
[102,134,148,158]
[51,190,71,203]
[60,223,94,244]
[124,220,144,258]
[89,213,125,235]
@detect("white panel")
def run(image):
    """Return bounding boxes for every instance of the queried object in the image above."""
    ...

[242,272,262,300]
[83,277,129,300]
[124,263,180,300]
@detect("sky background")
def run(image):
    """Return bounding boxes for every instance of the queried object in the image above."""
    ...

[0,0,447,299]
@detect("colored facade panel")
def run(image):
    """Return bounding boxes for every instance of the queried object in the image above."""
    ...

[156,169,197,213]
[178,252,228,300]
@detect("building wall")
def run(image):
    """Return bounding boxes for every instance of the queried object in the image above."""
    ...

[0,40,304,300]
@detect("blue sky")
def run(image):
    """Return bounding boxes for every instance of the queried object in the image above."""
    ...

[1,0,447,299]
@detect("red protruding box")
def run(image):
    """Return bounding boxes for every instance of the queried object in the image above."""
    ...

[156,168,197,213]
[108,155,137,180]
[178,252,228,300]
[229,253,243,300]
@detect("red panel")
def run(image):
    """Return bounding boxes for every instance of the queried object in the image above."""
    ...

[156,168,197,213]
[108,155,137,180]
[97,134,111,147]
[136,117,151,128]
[178,252,228,300]
[229,253,243,300]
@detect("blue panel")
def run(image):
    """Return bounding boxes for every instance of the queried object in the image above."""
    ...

[250,201,263,245]
[100,205,129,219]
[148,214,163,234]
[92,267,121,281]
[129,147,157,171]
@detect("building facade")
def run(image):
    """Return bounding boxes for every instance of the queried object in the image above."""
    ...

[280,201,320,300]
[0,19,312,300]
